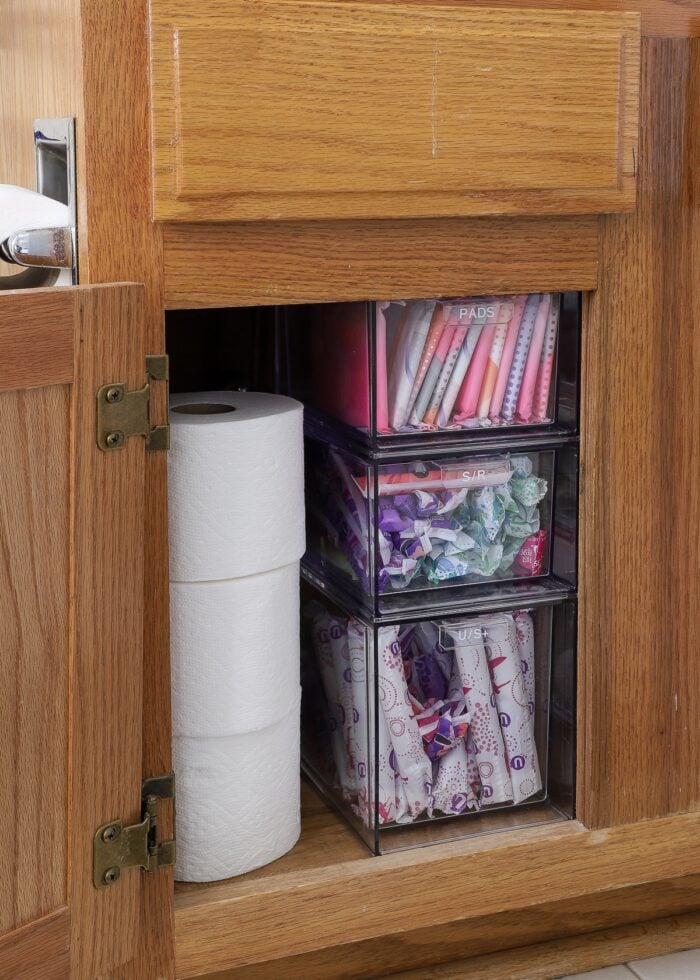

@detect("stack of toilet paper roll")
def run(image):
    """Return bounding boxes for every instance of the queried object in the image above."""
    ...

[168,391,305,882]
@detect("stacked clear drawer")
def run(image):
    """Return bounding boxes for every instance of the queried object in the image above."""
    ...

[298,292,579,853]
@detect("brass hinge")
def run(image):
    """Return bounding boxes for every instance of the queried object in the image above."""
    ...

[93,773,176,889]
[96,354,170,452]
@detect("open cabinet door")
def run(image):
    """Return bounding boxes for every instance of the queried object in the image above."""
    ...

[0,284,174,979]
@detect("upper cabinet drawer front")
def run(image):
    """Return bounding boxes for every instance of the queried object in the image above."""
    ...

[150,1,640,221]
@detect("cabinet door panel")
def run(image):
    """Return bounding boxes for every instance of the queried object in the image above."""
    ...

[0,384,70,958]
[151,0,640,221]
[0,285,172,980]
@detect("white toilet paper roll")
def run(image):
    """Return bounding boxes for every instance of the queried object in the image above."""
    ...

[169,391,305,582]
[174,692,301,882]
[0,185,72,286]
[170,561,300,737]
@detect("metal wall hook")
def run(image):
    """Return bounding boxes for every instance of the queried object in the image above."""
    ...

[0,117,77,288]
[1,226,73,269]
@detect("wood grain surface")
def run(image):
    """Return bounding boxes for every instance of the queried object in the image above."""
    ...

[174,798,700,976]
[671,33,700,830]
[0,0,174,968]
[163,215,599,308]
[578,36,700,827]
[79,3,175,974]
[0,385,70,939]
[201,906,700,980]
[0,288,74,391]
[390,911,700,979]
[376,0,700,39]
[151,1,639,221]
[0,284,155,977]
[178,794,700,979]
[69,285,146,978]
[0,909,70,980]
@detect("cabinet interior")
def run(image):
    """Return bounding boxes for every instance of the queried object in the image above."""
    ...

[167,293,581,886]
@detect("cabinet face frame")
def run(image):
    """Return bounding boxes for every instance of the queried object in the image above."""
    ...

[166,28,700,964]
[150,0,640,222]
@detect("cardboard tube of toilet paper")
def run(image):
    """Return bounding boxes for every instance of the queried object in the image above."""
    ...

[170,561,300,737]
[168,391,305,581]
[173,691,301,882]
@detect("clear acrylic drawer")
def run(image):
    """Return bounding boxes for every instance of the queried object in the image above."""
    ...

[302,292,579,449]
[301,582,576,854]
[304,432,578,615]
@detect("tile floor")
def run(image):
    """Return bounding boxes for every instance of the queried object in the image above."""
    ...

[561,947,700,979]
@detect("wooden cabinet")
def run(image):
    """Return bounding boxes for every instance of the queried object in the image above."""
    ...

[0,286,171,979]
[2,2,700,979]
[150,0,640,221]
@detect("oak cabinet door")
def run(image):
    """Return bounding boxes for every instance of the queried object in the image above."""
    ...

[0,285,173,980]
[151,0,640,222]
